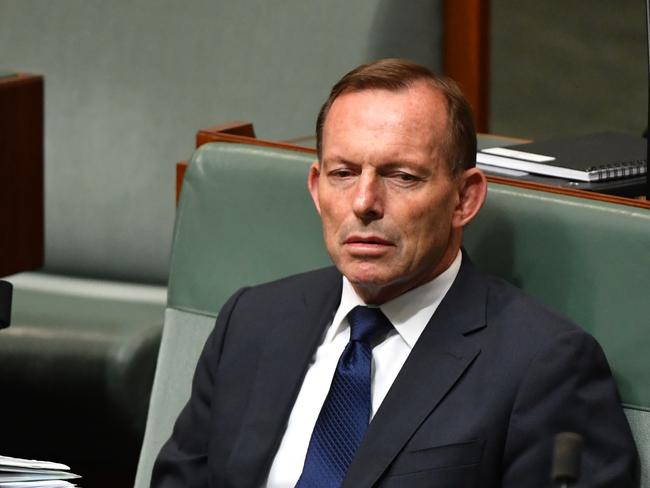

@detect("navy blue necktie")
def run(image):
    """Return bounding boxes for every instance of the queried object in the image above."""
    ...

[295,306,393,488]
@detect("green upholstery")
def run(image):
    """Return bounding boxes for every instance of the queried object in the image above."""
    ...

[135,144,330,488]
[137,142,649,487]
[464,187,650,409]
[464,185,650,488]
[168,144,330,315]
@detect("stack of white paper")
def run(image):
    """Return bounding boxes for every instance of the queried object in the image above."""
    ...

[0,455,81,488]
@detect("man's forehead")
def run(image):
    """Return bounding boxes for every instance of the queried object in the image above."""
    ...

[322,83,449,150]
[326,83,447,128]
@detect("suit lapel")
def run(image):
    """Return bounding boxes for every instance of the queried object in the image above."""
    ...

[225,268,342,488]
[343,257,488,488]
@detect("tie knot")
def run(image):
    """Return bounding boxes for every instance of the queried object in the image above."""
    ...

[347,306,392,344]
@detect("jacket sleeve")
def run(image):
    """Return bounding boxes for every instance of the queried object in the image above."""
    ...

[502,329,639,488]
[150,287,249,488]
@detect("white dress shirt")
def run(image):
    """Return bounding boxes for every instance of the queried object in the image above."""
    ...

[264,251,462,488]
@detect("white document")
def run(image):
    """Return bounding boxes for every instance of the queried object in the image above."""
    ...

[0,456,79,487]
[482,146,556,162]
[0,457,69,472]
[0,481,77,488]
[0,472,79,482]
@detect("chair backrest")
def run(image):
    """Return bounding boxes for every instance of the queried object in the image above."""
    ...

[134,143,329,487]
[463,185,650,488]
[136,142,650,487]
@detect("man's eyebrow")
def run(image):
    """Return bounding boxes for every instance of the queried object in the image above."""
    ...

[380,160,420,169]
[379,159,433,172]
[322,156,357,167]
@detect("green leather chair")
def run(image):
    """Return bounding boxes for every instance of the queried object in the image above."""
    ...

[135,143,330,487]
[464,183,650,488]
[136,141,649,487]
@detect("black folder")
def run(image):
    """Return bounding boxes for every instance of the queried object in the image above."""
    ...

[478,132,647,182]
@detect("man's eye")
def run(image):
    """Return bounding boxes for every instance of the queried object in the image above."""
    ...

[330,169,355,178]
[394,172,418,182]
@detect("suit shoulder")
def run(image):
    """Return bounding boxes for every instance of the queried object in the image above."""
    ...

[477,274,615,400]
[484,273,591,344]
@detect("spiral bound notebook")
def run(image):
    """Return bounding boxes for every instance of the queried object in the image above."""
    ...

[477,132,647,182]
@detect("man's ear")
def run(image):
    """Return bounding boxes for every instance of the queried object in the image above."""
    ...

[307,161,322,215]
[452,167,487,228]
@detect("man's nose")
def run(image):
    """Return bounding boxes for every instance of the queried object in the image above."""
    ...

[352,173,384,221]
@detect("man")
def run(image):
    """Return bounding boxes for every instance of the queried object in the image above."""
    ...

[151,59,638,487]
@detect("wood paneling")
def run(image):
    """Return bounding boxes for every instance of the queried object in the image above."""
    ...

[0,74,44,277]
[444,0,491,132]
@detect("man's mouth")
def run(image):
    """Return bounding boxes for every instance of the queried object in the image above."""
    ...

[343,235,395,256]
[344,235,392,245]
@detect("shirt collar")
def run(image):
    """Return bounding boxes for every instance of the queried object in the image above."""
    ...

[327,250,462,348]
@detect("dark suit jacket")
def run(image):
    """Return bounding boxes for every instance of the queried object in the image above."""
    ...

[151,257,638,488]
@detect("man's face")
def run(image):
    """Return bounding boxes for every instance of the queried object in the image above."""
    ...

[309,82,468,304]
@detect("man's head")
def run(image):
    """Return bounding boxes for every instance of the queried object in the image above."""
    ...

[316,58,477,177]
[309,58,487,304]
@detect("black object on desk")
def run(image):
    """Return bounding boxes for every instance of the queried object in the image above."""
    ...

[477,132,647,197]
[0,280,12,328]
[480,132,647,182]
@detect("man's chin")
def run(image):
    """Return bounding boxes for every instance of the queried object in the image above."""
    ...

[341,264,392,287]
[341,267,400,301]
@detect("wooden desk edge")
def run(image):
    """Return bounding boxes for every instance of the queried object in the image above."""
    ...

[177,123,650,210]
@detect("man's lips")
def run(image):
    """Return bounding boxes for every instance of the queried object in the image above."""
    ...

[343,235,395,247]
[342,234,396,258]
